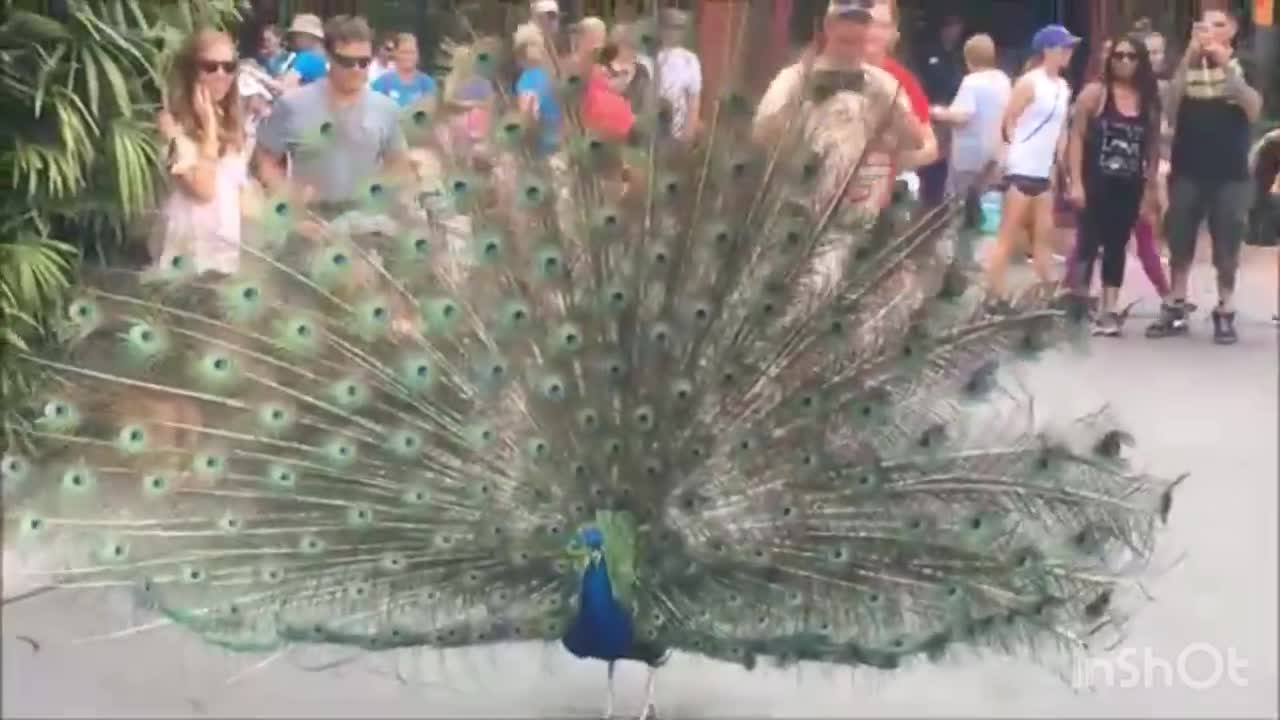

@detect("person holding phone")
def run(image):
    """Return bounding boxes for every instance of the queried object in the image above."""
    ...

[151,28,249,276]
[1147,10,1263,344]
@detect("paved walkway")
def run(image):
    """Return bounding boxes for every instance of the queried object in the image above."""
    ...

[3,247,1276,718]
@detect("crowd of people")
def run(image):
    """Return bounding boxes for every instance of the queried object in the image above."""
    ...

[147,0,1277,346]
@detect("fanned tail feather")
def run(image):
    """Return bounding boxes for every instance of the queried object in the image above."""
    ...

[2,19,1177,688]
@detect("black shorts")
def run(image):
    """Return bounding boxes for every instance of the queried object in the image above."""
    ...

[1002,174,1052,197]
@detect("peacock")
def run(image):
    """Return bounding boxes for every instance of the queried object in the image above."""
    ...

[1,18,1180,720]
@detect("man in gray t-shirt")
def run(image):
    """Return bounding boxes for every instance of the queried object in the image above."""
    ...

[255,15,409,207]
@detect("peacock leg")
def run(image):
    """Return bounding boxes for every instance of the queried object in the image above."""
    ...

[639,665,659,720]
[603,660,616,719]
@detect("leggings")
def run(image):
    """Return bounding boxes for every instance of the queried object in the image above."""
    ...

[1066,215,1170,295]
[1072,180,1144,289]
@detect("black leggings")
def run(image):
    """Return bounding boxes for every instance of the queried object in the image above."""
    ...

[1077,180,1143,289]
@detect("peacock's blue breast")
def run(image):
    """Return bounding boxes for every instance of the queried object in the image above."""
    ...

[561,558,635,661]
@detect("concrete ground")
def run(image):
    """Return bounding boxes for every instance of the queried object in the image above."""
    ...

[3,244,1276,719]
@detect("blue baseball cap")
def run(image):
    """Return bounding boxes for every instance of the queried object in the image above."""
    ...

[827,0,874,22]
[1031,24,1081,52]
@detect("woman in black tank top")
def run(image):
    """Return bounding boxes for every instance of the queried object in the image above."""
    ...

[1065,35,1162,336]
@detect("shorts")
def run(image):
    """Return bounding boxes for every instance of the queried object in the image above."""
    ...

[1003,174,1051,197]
[1164,176,1252,271]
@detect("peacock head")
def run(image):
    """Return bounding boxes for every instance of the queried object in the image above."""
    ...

[581,527,605,563]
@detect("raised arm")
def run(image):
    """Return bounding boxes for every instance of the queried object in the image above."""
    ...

[1221,58,1263,123]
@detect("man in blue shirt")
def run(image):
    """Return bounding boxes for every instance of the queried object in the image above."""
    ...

[279,14,328,88]
[372,33,437,107]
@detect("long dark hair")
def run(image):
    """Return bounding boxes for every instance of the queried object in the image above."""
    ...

[1103,33,1161,132]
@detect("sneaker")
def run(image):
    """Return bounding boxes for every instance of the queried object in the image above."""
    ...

[1145,302,1188,338]
[1092,312,1122,337]
[1212,308,1238,345]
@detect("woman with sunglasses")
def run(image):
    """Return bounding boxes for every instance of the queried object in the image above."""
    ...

[151,28,248,277]
[1065,34,1162,336]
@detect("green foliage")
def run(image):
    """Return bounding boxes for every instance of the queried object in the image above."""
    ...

[0,0,240,433]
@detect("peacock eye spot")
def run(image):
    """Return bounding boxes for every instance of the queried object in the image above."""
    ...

[441,304,456,318]
[781,506,793,517]
[139,329,155,343]
[654,251,668,263]
[524,186,539,199]
[274,202,289,215]
[332,252,348,266]
[611,291,625,303]
[271,409,285,420]
[484,241,499,255]
[242,287,259,301]
[170,256,184,269]
[77,305,91,317]
[564,332,578,346]
[212,357,229,371]
[369,183,384,196]
[413,110,428,124]
[372,307,386,319]
[452,180,468,192]
[297,324,311,337]
[129,429,143,442]
[320,122,334,135]
[413,237,429,251]
[970,517,984,530]
[28,517,42,530]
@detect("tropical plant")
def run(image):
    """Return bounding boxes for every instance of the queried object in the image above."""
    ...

[0,0,240,432]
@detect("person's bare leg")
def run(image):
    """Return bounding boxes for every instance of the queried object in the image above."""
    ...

[986,188,1030,298]
[1030,194,1057,286]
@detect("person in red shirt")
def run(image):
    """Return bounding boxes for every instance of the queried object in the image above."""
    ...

[866,1,937,207]
[572,16,634,141]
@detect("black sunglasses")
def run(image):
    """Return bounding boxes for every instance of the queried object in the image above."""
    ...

[331,52,372,69]
[1111,51,1139,61]
[197,60,238,75]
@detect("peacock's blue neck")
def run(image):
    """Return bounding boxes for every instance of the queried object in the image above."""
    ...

[562,555,634,661]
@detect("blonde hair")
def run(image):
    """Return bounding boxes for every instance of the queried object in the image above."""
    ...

[963,33,996,70]
[575,16,607,37]
[513,22,547,63]
[394,32,418,50]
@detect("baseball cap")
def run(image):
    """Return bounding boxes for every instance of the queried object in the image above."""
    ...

[531,0,559,14]
[287,13,324,40]
[827,0,874,21]
[1031,24,1081,52]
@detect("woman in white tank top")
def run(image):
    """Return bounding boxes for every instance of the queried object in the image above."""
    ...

[984,25,1078,307]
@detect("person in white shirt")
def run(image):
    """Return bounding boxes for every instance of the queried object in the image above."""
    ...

[152,29,250,278]
[656,9,702,142]
[930,33,1011,240]
[984,24,1077,307]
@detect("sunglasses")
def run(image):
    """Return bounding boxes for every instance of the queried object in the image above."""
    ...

[198,60,238,75]
[1111,51,1139,61]
[331,52,372,69]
